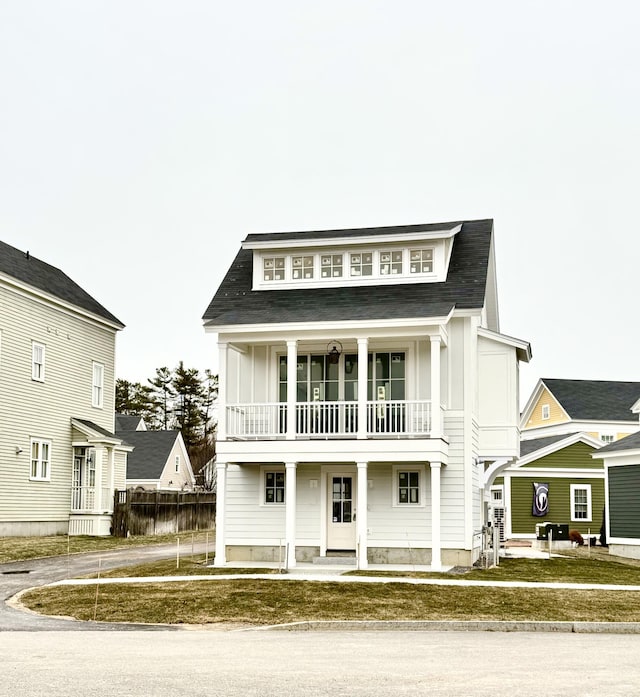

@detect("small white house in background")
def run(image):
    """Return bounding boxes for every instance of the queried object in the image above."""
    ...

[593,431,640,560]
[202,219,531,569]
[0,240,129,536]
[115,415,195,491]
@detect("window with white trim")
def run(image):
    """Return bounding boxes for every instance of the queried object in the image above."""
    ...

[600,434,615,444]
[320,253,343,278]
[349,251,373,277]
[379,250,403,276]
[30,438,51,480]
[175,455,180,473]
[398,470,420,504]
[541,404,550,420]
[292,254,314,280]
[92,362,104,408]
[32,342,45,382]
[263,256,286,281]
[409,248,433,274]
[264,470,285,504]
[571,484,592,521]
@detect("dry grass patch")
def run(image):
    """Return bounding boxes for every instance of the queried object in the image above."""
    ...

[348,556,640,586]
[21,579,640,626]
[93,556,279,578]
[0,531,213,564]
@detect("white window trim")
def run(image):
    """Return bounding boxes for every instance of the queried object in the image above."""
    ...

[30,438,52,481]
[260,465,285,506]
[570,484,592,522]
[600,433,615,444]
[541,404,550,420]
[32,342,45,382]
[175,455,180,473]
[92,362,104,408]
[392,464,425,507]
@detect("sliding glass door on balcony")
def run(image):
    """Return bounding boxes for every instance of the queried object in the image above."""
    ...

[278,351,406,436]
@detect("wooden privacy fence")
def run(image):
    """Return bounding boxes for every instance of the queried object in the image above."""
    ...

[113,489,216,537]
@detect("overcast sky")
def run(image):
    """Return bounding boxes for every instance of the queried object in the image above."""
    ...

[2,1,638,404]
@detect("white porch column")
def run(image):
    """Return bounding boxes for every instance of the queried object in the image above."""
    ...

[217,342,228,441]
[356,461,368,569]
[357,338,368,439]
[214,461,227,566]
[430,461,442,571]
[285,461,297,568]
[430,335,442,439]
[93,447,104,512]
[106,447,115,512]
[286,341,298,440]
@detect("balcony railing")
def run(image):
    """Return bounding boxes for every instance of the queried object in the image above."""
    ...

[225,400,431,439]
[71,486,112,513]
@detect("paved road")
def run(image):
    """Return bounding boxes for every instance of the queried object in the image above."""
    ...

[2,629,640,696]
[0,543,207,630]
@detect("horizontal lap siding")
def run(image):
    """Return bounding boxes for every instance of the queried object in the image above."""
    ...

[441,415,466,547]
[520,442,600,469]
[296,465,321,543]
[609,465,640,539]
[0,285,118,523]
[368,463,429,545]
[510,476,605,535]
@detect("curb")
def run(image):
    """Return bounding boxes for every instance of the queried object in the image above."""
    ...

[249,619,640,634]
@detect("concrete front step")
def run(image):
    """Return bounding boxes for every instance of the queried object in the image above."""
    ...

[313,555,356,565]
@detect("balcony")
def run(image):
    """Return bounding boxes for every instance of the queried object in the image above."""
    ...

[225,400,432,440]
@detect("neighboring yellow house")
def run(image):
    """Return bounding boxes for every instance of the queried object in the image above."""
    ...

[521,378,640,445]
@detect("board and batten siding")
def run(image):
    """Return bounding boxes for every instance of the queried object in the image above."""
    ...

[0,283,118,525]
[608,464,640,539]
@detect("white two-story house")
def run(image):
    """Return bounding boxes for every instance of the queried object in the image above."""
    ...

[203,220,531,569]
[0,240,129,536]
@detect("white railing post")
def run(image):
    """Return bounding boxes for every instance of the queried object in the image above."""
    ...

[357,338,368,439]
[287,341,297,440]
[430,335,442,439]
[217,342,228,441]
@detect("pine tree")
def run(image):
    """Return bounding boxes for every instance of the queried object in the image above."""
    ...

[148,367,176,430]
[172,361,204,450]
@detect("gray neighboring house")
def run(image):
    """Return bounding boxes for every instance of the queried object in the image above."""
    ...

[115,415,195,491]
[593,430,640,560]
[0,240,129,536]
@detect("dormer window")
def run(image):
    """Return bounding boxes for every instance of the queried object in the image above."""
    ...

[263,256,285,281]
[321,254,343,278]
[350,252,373,277]
[292,255,314,280]
[380,251,403,276]
[410,249,434,274]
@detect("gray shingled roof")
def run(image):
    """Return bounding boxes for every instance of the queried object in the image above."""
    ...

[115,414,144,432]
[519,433,582,458]
[73,419,119,440]
[203,219,493,326]
[0,240,123,327]
[120,430,180,480]
[542,379,640,422]
[596,430,640,454]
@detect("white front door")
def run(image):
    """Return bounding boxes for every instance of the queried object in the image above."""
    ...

[327,474,356,550]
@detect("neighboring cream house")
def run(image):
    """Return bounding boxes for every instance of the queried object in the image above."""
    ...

[521,378,640,444]
[0,241,129,536]
[115,414,195,491]
[203,219,531,569]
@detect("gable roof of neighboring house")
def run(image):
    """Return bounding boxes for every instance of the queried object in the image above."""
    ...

[202,219,494,326]
[0,240,123,327]
[120,430,183,480]
[115,414,146,432]
[519,433,581,458]
[593,430,640,456]
[540,379,640,422]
